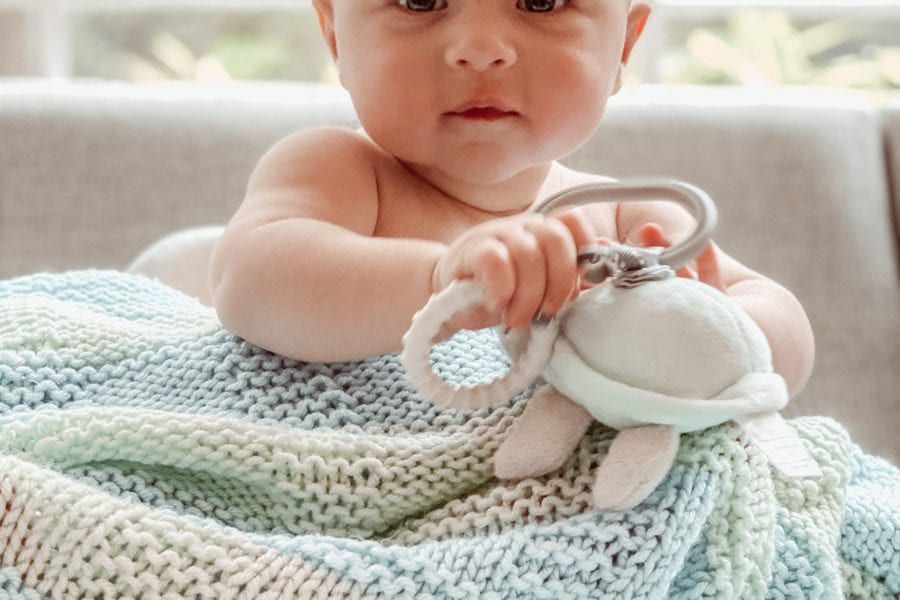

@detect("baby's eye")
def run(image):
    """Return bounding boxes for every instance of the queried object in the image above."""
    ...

[399,0,449,11]
[516,0,566,12]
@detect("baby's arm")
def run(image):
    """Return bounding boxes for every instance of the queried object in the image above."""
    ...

[617,202,815,396]
[210,128,444,362]
[210,128,591,362]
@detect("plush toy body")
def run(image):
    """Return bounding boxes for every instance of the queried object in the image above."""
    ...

[494,269,789,510]
[402,180,816,511]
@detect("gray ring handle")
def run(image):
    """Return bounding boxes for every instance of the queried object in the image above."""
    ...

[532,179,717,269]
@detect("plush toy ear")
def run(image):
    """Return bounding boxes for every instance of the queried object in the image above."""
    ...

[592,424,679,511]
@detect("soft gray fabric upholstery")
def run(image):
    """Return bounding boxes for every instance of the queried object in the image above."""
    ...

[0,82,357,277]
[0,81,896,462]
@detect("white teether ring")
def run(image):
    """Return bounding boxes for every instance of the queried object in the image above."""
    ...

[400,279,559,409]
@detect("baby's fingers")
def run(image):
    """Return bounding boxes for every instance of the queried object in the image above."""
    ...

[462,237,516,315]
[553,207,596,249]
[633,222,668,249]
[529,217,580,316]
[695,242,726,291]
[501,228,547,330]
[633,222,696,278]
[634,223,727,288]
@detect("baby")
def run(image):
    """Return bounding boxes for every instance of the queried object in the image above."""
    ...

[135,0,815,395]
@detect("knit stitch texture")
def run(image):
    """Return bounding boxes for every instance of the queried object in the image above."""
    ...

[0,270,897,599]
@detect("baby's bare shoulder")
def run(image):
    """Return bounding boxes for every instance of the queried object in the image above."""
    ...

[250,127,379,189]
[240,127,382,234]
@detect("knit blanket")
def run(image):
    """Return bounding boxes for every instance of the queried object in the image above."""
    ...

[0,271,897,599]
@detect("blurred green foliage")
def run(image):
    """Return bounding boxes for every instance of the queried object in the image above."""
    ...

[72,11,335,83]
[72,8,898,90]
[662,9,900,89]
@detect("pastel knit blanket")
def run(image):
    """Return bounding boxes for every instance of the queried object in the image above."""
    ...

[0,271,897,599]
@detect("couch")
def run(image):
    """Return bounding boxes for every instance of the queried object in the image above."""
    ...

[1,80,897,464]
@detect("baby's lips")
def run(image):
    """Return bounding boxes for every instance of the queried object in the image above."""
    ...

[454,107,517,120]
[447,97,517,114]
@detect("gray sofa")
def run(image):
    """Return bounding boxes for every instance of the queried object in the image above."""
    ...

[1,81,898,463]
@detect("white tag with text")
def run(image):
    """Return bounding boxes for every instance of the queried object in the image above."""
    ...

[737,411,823,478]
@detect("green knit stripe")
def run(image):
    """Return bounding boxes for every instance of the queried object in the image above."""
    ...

[0,455,376,600]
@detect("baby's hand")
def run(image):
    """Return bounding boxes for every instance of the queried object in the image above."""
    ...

[634,223,726,291]
[433,210,595,333]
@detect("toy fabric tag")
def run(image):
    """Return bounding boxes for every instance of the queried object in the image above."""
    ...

[737,411,823,477]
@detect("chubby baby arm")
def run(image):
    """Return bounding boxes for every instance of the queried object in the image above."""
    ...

[210,128,444,362]
[209,128,593,362]
[703,247,815,397]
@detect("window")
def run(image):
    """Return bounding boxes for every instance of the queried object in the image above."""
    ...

[633,1,900,89]
[1,0,898,89]
[0,1,332,81]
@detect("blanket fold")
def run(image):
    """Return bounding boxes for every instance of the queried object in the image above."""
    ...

[0,271,897,599]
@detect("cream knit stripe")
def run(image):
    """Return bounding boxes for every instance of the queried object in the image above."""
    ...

[0,407,515,540]
[0,295,218,353]
[248,425,768,599]
[390,423,717,550]
[243,454,719,599]
[0,455,375,600]
[3,404,784,595]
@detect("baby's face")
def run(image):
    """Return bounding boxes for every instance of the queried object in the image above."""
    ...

[318,0,648,187]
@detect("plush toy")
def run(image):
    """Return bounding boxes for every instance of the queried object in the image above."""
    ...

[401,180,819,511]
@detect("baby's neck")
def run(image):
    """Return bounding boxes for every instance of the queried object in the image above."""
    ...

[357,126,572,217]
[402,160,569,218]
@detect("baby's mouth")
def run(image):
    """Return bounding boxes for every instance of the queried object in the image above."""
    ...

[448,107,519,121]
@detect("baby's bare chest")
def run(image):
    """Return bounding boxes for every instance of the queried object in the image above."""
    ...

[368,161,619,244]
[368,169,490,245]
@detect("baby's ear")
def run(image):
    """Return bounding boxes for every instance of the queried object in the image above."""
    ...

[612,2,651,94]
[312,0,339,63]
[621,2,652,64]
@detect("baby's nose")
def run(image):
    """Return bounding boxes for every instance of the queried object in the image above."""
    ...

[444,29,517,71]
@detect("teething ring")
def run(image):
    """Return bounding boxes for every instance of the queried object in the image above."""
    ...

[400,279,559,410]
[401,179,717,410]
